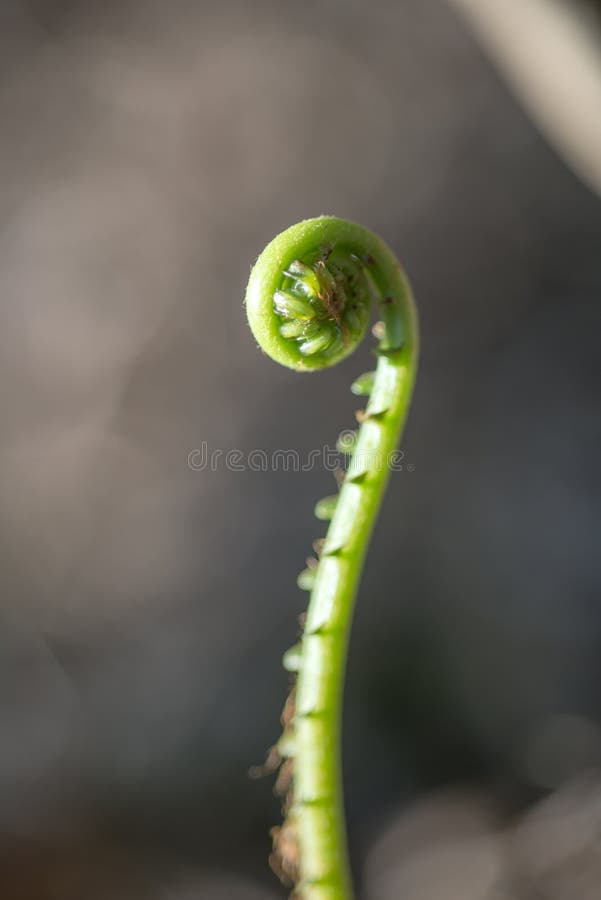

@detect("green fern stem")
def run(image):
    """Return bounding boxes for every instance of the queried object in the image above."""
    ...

[246,217,419,899]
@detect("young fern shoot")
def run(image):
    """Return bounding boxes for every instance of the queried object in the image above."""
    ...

[246,217,418,899]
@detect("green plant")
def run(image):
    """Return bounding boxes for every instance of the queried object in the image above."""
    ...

[246,217,419,899]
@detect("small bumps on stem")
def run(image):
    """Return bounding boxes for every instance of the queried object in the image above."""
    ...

[245,217,418,899]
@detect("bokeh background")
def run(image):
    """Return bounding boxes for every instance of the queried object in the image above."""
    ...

[1,0,600,897]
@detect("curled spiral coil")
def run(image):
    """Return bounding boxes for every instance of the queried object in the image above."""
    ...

[246,217,408,371]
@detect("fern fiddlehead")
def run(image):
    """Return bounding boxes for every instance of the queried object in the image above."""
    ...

[246,217,419,899]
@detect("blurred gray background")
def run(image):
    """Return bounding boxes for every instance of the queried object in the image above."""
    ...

[0,0,600,897]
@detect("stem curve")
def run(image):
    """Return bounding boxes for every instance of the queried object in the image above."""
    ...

[246,217,419,899]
